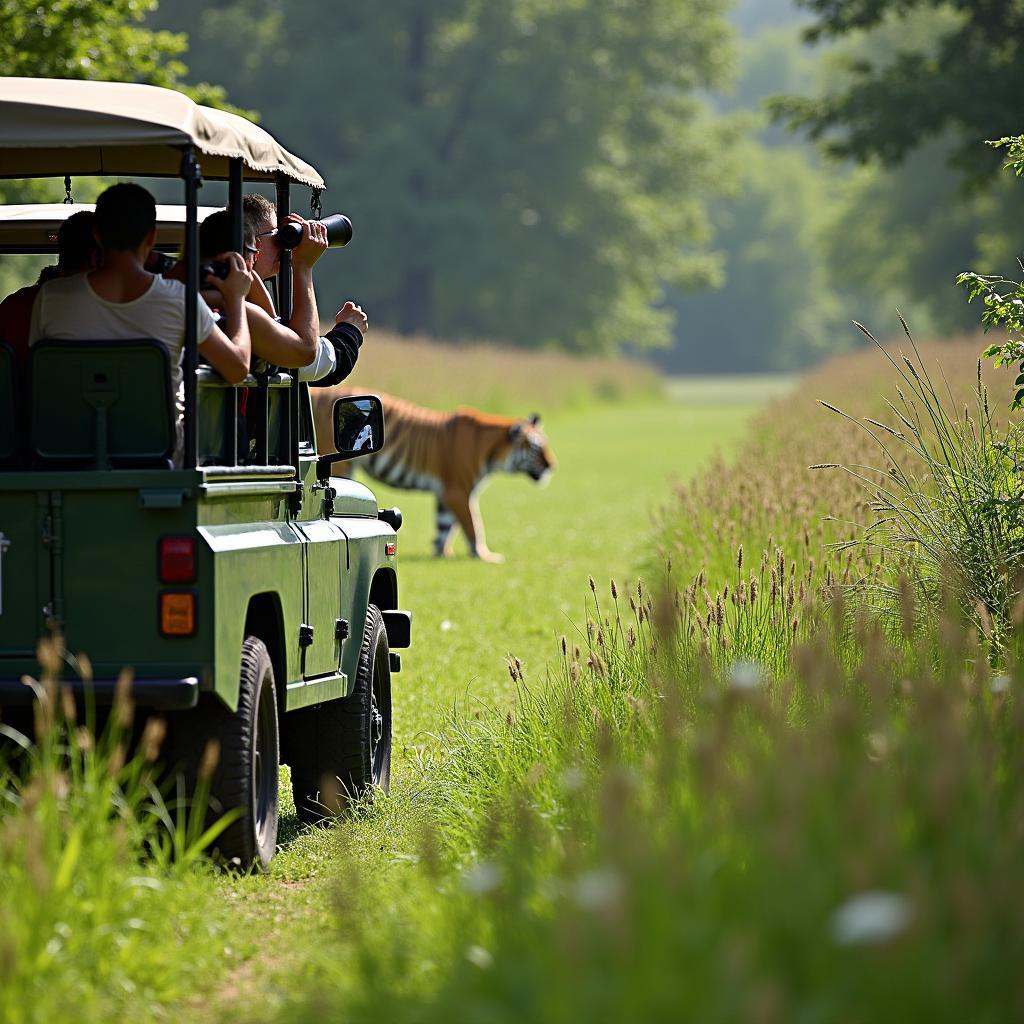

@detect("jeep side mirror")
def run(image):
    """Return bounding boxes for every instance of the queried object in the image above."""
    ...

[316,394,385,479]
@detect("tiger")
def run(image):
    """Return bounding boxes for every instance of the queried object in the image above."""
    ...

[311,387,556,563]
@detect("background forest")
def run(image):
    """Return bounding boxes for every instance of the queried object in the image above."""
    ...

[4,0,1023,369]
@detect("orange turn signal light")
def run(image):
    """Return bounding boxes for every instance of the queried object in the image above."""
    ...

[160,592,196,637]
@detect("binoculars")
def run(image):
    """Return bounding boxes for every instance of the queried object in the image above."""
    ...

[277,213,353,250]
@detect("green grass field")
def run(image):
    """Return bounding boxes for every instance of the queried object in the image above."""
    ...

[0,374,789,1024]
[174,380,785,1020]
[9,348,1021,1022]
[374,387,784,737]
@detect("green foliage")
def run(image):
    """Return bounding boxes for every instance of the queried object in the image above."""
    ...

[666,141,849,372]
[266,347,1024,1024]
[0,643,229,1024]
[0,0,225,104]
[824,139,1024,339]
[281,568,1024,1023]
[959,135,1024,407]
[148,0,735,352]
[822,322,1024,649]
[774,0,1022,185]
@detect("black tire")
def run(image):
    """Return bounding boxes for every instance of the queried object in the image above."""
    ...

[289,604,392,822]
[167,635,279,870]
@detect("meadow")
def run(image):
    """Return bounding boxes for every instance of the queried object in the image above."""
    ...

[3,332,1023,1022]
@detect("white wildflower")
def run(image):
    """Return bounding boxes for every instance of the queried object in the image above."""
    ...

[831,890,911,946]
[728,660,764,692]
[465,944,494,969]
[572,867,623,911]
[461,861,501,895]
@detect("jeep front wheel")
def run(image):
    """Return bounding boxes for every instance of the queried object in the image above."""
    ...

[289,605,392,822]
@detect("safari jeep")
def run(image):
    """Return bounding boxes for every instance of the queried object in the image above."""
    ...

[0,78,411,869]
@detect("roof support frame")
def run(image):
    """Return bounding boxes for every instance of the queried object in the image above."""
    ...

[181,145,202,470]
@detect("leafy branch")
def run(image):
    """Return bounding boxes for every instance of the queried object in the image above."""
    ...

[958,134,1024,408]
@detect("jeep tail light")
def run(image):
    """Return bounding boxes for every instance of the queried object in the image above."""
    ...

[160,592,196,637]
[159,537,195,583]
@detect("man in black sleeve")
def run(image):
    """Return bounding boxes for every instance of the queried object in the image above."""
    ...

[242,193,366,387]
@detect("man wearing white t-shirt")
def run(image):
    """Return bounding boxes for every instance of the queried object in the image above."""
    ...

[29,183,252,463]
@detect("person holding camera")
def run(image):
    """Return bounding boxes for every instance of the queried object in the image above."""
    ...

[243,193,367,387]
[197,209,329,371]
[28,183,252,464]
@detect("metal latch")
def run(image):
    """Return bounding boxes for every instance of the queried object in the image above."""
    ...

[335,618,350,642]
[0,533,9,616]
[298,623,315,648]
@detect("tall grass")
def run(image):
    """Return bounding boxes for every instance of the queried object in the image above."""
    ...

[338,330,663,414]
[271,335,1024,1022]
[0,640,228,1024]
[281,572,1024,1022]
[815,321,1024,652]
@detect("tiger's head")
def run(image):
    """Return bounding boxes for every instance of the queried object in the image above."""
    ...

[502,413,556,484]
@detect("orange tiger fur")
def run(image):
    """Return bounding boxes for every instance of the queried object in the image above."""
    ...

[311,387,556,562]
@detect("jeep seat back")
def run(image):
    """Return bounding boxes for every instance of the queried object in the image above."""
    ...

[30,338,174,469]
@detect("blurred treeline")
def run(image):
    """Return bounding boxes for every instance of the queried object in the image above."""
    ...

[143,0,1024,371]
[2,0,1022,372]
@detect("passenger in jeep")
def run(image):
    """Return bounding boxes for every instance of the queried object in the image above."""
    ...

[197,209,329,372]
[28,183,252,463]
[0,209,98,366]
[243,193,367,387]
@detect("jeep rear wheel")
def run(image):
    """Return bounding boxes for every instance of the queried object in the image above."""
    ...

[168,635,279,869]
[289,605,392,822]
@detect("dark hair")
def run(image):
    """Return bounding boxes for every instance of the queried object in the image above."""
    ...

[94,182,156,251]
[58,210,98,272]
[242,192,277,236]
[35,210,99,284]
[200,209,256,261]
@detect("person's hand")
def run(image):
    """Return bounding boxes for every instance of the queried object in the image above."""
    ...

[335,301,368,335]
[207,251,252,303]
[288,214,328,271]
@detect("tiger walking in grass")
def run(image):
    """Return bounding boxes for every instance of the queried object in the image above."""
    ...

[311,388,556,563]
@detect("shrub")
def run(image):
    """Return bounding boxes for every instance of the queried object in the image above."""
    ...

[816,320,1024,652]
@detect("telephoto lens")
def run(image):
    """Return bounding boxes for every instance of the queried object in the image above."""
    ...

[277,213,353,250]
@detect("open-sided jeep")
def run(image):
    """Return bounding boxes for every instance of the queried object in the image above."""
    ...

[0,78,411,869]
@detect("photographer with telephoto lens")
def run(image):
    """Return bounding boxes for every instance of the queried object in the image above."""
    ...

[197,210,327,372]
[243,193,367,387]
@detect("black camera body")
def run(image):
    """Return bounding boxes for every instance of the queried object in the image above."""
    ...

[277,213,353,250]
[200,258,231,281]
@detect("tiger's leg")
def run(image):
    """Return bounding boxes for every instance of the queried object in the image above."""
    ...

[443,487,504,563]
[434,497,457,557]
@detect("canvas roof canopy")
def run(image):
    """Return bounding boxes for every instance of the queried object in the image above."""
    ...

[0,78,325,189]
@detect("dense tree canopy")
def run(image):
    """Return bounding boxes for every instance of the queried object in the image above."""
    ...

[150,0,735,352]
[0,0,229,294]
[776,0,1024,183]
[0,0,223,100]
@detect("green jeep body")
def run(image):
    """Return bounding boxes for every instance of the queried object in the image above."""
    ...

[0,365,402,715]
[0,76,411,868]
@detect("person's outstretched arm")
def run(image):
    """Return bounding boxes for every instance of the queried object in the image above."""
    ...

[286,215,328,351]
[199,253,252,384]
